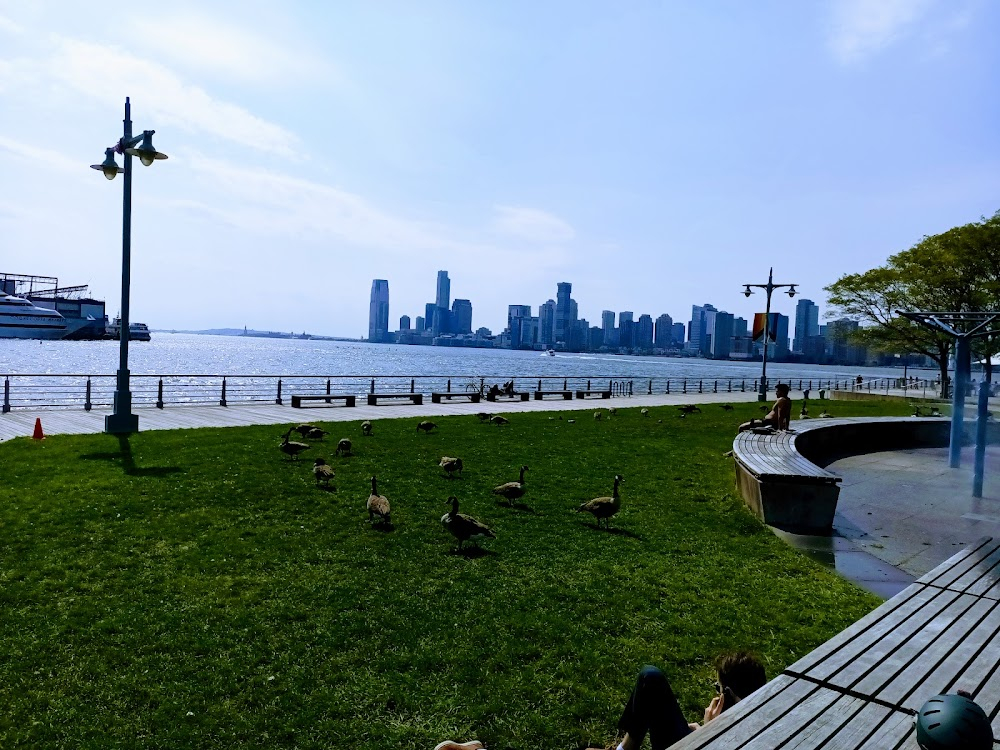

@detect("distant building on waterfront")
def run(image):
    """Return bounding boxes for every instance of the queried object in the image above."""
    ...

[451,298,473,335]
[793,298,820,353]
[636,314,654,349]
[688,304,717,355]
[368,279,390,343]
[399,315,411,331]
[654,313,673,348]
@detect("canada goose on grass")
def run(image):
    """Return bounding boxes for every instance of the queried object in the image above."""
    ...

[361,420,373,436]
[608,407,617,416]
[366,476,391,525]
[720,404,734,411]
[490,415,509,426]
[417,421,437,433]
[312,458,334,486]
[799,404,810,419]
[577,475,623,529]
[475,412,492,422]
[678,404,702,414]
[818,410,832,418]
[306,427,329,441]
[640,408,649,417]
[439,456,464,477]
[441,496,495,550]
[593,411,602,421]
[492,465,527,505]
[294,424,317,438]
[279,428,311,461]
[335,438,352,456]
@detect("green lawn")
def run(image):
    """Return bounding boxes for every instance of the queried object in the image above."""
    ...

[0,399,911,749]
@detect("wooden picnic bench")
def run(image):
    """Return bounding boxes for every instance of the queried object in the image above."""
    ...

[485,391,529,402]
[431,392,481,404]
[575,389,612,399]
[366,392,423,406]
[533,390,573,401]
[673,536,1000,749]
[290,394,356,408]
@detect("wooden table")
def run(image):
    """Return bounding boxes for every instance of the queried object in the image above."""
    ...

[673,536,1000,748]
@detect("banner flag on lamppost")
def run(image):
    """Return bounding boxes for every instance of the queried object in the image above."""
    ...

[752,313,777,342]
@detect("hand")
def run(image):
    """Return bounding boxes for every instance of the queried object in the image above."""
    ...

[703,695,724,724]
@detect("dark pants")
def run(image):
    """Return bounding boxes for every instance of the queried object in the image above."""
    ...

[617,665,693,750]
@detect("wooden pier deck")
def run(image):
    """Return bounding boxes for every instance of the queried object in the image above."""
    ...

[673,536,1000,748]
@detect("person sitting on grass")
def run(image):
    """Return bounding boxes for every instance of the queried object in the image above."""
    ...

[738,383,791,432]
[587,652,767,750]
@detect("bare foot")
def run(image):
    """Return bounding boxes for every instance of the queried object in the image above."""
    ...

[434,742,485,750]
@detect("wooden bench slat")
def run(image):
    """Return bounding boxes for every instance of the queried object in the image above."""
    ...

[947,541,1000,596]
[738,688,844,749]
[916,537,996,587]
[969,654,1000,740]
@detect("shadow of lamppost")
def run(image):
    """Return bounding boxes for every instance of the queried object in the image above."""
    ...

[91,97,167,435]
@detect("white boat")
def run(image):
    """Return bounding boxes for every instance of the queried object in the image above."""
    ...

[107,317,152,342]
[0,291,68,339]
[546,349,556,356]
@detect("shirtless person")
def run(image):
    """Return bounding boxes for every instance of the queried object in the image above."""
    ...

[738,383,791,432]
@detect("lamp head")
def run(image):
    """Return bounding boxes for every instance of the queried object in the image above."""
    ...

[90,147,123,180]
[744,286,753,298]
[125,130,168,167]
[787,285,797,298]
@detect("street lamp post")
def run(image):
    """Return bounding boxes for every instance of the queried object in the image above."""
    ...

[91,97,167,435]
[743,268,797,402]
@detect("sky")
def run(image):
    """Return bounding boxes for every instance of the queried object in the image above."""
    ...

[0,0,997,338]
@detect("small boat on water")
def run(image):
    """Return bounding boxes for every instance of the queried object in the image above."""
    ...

[0,291,68,339]
[107,317,152,341]
[545,349,556,356]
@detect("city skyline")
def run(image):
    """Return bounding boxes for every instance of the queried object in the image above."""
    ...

[0,2,997,336]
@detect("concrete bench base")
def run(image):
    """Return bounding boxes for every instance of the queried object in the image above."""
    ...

[534,390,573,400]
[486,392,529,402]
[291,394,356,408]
[367,393,423,406]
[734,462,839,535]
[575,390,612,399]
[431,392,481,404]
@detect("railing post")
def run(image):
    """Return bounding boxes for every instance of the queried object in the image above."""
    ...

[682,379,687,394]
[326,378,331,396]
[713,380,717,393]
[156,378,163,409]
[648,379,652,395]
[411,378,415,393]
[537,379,542,392]
[85,377,93,411]
[587,379,591,390]
[370,378,376,394]
[220,377,228,406]
[628,380,633,397]
[698,380,703,394]
[2,376,9,414]
[447,379,452,393]
[276,378,283,405]
[563,378,567,390]
[665,379,670,394]
[741,379,745,392]
[727,379,732,393]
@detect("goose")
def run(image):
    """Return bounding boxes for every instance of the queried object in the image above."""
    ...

[490,415,509,427]
[577,475,623,529]
[475,412,493,422]
[678,404,701,414]
[441,496,495,550]
[567,419,576,424]
[361,420,373,436]
[279,428,311,461]
[799,404,810,419]
[306,427,329,441]
[312,458,334,486]
[417,421,437,433]
[818,410,832,418]
[366,476,391,525]
[593,411,602,421]
[608,407,617,416]
[439,456,464,477]
[492,465,527,505]
[640,408,649,417]
[720,404,734,411]
[335,438,352,456]
[294,423,318,438]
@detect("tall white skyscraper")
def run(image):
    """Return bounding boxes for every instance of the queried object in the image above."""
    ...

[368,279,390,342]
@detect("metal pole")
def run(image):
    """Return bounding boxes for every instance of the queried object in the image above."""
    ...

[759,276,772,402]
[105,97,138,434]
[2,376,9,414]
[949,336,971,468]
[85,377,92,411]
[973,380,989,497]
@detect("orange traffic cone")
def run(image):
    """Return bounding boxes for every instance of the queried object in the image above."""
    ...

[32,417,44,440]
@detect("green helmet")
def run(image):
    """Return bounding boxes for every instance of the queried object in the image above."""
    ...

[915,694,992,750]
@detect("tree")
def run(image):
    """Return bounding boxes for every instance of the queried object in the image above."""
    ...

[825,211,1000,397]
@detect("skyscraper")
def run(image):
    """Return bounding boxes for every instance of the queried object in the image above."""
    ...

[688,304,717,354]
[555,282,572,344]
[601,310,617,346]
[436,271,450,309]
[671,322,685,347]
[793,298,820,353]
[618,311,634,348]
[538,300,556,346]
[399,315,411,331]
[368,279,390,343]
[636,314,654,348]
[508,305,532,349]
[451,299,473,335]
[654,313,673,347]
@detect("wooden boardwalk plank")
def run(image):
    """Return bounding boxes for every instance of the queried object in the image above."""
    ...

[918,537,1000,591]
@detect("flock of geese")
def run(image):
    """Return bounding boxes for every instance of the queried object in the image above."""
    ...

[277,415,627,552]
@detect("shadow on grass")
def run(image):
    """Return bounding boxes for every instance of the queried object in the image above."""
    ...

[450,546,497,559]
[314,485,338,493]
[581,522,643,540]
[80,436,184,478]
[496,500,536,514]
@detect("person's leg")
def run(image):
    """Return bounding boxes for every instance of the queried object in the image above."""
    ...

[616,666,692,750]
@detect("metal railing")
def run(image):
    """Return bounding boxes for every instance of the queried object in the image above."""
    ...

[0,373,940,411]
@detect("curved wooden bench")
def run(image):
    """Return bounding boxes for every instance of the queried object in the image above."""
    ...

[733,417,958,534]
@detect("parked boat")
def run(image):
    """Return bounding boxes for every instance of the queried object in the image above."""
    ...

[0,291,68,339]
[107,317,152,342]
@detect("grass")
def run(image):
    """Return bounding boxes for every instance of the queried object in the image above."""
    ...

[0,398,913,749]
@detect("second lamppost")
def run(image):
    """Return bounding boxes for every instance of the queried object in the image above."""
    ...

[743,268,797,402]
[91,96,167,435]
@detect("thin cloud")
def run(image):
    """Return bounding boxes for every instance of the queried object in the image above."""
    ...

[129,13,335,86]
[0,14,23,35]
[828,0,934,64]
[492,205,575,243]
[49,37,298,157]
[0,135,81,174]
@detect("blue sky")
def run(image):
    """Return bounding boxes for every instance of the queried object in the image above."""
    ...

[0,0,997,337]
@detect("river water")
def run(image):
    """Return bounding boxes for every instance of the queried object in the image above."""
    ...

[1,332,930,382]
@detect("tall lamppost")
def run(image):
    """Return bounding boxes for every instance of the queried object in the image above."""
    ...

[743,268,797,402]
[91,97,167,435]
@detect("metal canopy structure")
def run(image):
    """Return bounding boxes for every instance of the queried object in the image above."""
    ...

[898,311,1000,497]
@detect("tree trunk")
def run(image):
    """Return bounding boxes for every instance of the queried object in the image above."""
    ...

[938,352,950,399]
